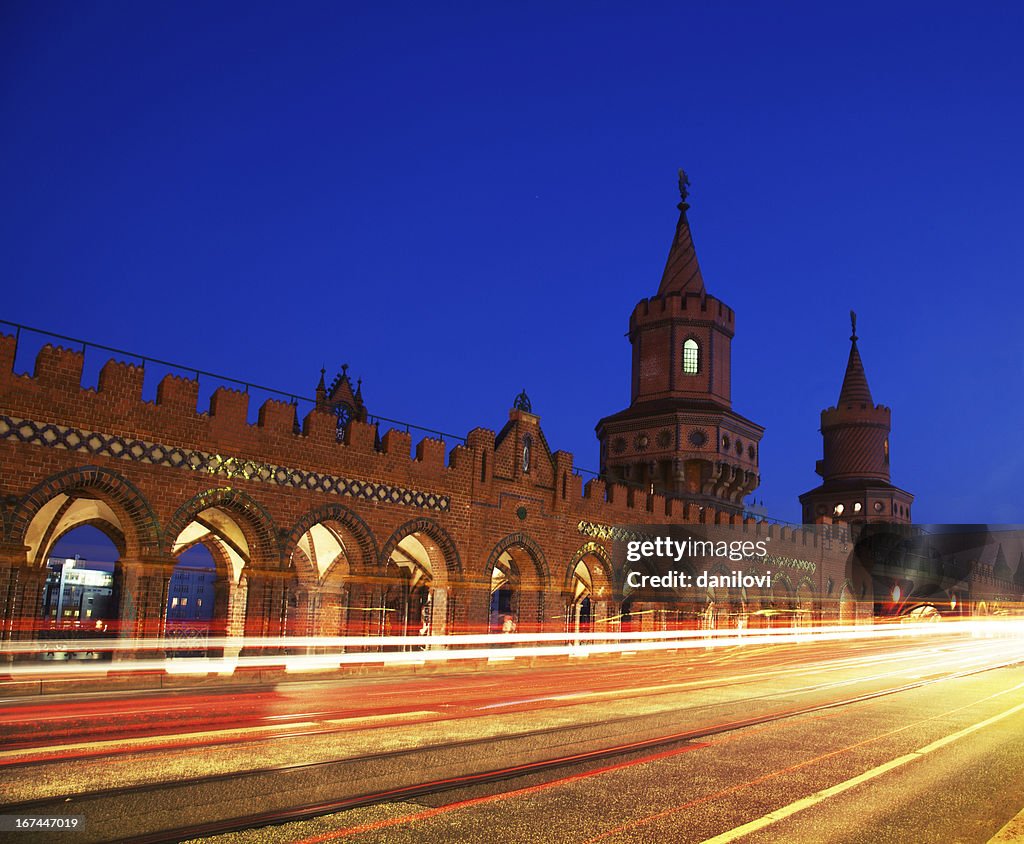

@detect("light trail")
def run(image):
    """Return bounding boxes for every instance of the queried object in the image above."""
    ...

[3,617,1023,680]
[2,635,1000,755]
[3,636,1021,785]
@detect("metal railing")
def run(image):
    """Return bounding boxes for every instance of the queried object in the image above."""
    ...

[1,318,466,444]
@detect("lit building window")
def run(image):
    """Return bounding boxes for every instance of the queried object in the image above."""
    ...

[181,597,188,607]
[171,597,179,608]
[682,339,699,374]
[834,503,845,516]
[853,502,862,513]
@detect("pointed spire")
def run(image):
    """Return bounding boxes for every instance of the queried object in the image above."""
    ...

[993,544,1010,579]
[838,310,874,407]
[657,168,706,297]
[315,366,328,410]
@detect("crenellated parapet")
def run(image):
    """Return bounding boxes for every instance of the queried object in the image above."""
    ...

[629,290,734,336]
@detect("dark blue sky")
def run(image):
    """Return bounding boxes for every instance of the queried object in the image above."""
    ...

[3,3,1023,524]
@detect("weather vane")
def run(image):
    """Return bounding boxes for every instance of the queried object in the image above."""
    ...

[850,310,858,341]
[677,168,690,203]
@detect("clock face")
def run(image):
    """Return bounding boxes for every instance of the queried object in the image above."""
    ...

[634,433,650,452]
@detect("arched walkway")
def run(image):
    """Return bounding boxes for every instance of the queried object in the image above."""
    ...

[485,534,549,634]
[380,520,460,640]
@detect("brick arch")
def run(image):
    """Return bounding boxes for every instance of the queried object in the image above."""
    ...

[380,518,462,577]
[485,532,550,587]
[563,541,613,599]
[1,499,13,544]
[164,487,282,572]
[283,503,379,578]
[772,573,796,607]
[11,465,161,560]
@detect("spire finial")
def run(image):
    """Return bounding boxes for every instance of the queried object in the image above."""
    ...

[341,363,349,378]
[677,168,690,209]
[850,310,858,342]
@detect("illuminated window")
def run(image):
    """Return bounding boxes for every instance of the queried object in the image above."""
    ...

[682,339,699,374]
[834,503,845,516]
[171,597,179,608]
[853,502,862,513]
[197,598,203,608]
[181,597,188,607]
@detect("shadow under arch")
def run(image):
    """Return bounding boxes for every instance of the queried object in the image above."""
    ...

[164,487,284,640]
[377,518,462,639]
[563,541,615,634]
[284,503,379,578]
[485,532,551,634]
[164,487,281,570]
[283,503,381,639]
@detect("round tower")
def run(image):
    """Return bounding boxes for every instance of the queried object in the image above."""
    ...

[799,313,914,525]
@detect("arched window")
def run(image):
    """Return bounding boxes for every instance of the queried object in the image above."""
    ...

[682,339,699,374]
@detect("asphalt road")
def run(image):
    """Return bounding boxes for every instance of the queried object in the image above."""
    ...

[3,624,1024,843]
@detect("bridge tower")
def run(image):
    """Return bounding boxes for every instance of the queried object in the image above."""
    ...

[800,313,914,525]
[595,171,763,512]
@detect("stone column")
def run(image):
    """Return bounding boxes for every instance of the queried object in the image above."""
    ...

[116,558,174,658]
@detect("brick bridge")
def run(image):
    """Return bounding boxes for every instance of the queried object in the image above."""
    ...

[0,333,861,647]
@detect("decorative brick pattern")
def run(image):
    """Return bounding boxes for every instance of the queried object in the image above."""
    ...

[0,415,450,513]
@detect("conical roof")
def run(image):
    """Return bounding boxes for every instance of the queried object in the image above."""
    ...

[838,311,874,407]
[657,169,706,296]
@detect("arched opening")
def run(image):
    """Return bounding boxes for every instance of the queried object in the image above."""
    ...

[567,561,592,634]
[13,469,162,648]
[904,604,941,622]
[40,524,121,659]
[383,532,451,640]
[169,507,250,649]
[564,544,615,636]
[769,577,795,628]
[839,583,856,625]
[288,520,353,639]
[485,536,549,634]
[489,552,520,634]
[165,543,218,656]
[165,490,283,644]
[796,581,815,627]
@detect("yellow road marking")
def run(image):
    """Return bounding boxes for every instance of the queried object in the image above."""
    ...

[701,696,1024,843]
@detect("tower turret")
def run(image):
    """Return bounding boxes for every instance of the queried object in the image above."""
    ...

[799,313,914,525]
[596,171,763,511]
